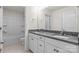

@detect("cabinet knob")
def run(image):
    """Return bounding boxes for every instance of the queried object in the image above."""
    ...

[40,44,42,46]
[54,48,59,53]
[32,39,33,40]
[54,49,56,51]
[56,50,59,53]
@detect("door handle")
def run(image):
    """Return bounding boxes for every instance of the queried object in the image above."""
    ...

[0,27,2,30]
[40,44,42,46]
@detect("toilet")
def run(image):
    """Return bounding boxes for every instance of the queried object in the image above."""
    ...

[19,37,25,45]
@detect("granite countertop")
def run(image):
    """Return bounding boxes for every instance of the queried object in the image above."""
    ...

[29,30,79,45]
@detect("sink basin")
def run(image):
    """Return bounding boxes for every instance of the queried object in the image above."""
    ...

[53,35,69,39]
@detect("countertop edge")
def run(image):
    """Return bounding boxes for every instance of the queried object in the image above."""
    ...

[29,32,79,46]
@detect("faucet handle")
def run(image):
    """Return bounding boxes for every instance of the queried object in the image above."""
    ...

[61,31,64,35]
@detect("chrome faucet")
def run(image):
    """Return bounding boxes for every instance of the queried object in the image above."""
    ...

[61,30,64,36]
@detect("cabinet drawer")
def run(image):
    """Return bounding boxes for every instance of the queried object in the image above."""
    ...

[29,33,34,38]
[45,38,79,53]
[53,47,69,53]
[37,35,45,41]
[45,42,68,53]
[45,42,55,53]
[38,40,44,53]
[33,38,38,53]
[37,49,44,53]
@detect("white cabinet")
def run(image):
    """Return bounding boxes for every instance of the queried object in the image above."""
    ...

[29,33,38,53]
[29,32,78,53]
[29,33,34,52]
[53,46,68,53]
[37,40,44,53]
[45,43,68,53]
[45,42,55,53]
[37,35,45,53]
[45,37,78,53]
[29,33,45,53]
[45,40,69,53]
[33,35,38,53]
[63,7,77,32]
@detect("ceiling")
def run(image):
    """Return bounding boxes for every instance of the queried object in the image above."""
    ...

[3,6,66,13]
[3,6,25,13]
[45,6,66,12]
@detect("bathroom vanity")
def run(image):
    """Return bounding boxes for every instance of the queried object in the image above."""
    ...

[28,30,79,53]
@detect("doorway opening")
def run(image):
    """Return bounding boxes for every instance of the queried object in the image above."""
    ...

[3,6,26,53]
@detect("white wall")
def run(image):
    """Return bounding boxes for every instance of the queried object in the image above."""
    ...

[62,7,77,32]
[51,9,63,31]
[50,7,78,32]
[25,6,47,50]
[3,8,25,45]
[25,7,33,50]
[0,7,3,42]
[25,6,38,50]
[77,7,79,32]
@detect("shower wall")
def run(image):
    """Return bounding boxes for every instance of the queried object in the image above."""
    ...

[0,7,3,42]
[3,8,25,45]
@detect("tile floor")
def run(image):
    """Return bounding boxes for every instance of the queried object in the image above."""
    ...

[3,40,31,53]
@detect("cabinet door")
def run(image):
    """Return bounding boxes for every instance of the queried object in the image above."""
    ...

[45,42,55,53]
[37,40,45,53]
[33,36,38,53]
[29,33,34,52]
[53,46,68,53]
[45,42,68,53]
[63,7,77,32]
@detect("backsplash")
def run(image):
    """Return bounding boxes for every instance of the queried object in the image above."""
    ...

[63,31,78,37]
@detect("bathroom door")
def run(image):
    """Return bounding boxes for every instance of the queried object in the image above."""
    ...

[3,9,25,46]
